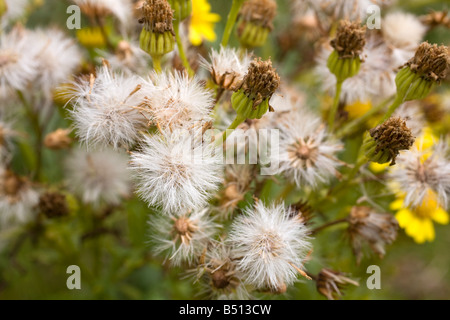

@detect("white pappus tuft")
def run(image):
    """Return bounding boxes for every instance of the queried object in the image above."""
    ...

[32,29,82,99]
[0,26,39,97]
[274,112,343,188]
[0,168,39,228]
[130,129,224,213]
[65,148,132,206]
[228,201,312,291]
[200,46,252,91]
[69,65,148,150]
[148,208,219,267]
[141,71,214,130]
[389,141,450,209]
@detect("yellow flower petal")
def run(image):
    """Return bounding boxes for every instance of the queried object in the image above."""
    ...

[431,208,449,225]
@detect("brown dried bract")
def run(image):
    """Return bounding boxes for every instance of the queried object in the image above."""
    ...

[405,42,450,83]
[316,268,359,300]
[369,117,415,165]
[239,0,277,30]
[237,58,280,108]
[330,20,366,59]
[421,10,450,29]
[348,206,399,265]
[140,0,174,34]
[39,192,70,219]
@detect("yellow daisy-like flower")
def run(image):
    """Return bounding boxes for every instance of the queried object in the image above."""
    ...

[391,189,449,244]
[189,0,220,46]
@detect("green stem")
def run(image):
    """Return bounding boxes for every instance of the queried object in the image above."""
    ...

[328,148,367,197]
[17,90,43,182]
[311,218,348,235]
[328,80,343,132]
[173,19,194,77]
[336,96,394,139]
[216,114,246,146]
[379,93,404,124]
[152,55,162,73]
[221,0,245,47]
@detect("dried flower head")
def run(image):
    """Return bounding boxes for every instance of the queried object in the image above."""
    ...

[201,46,252,91]
[275,113,343,188]
[149,208,218,266]
[38,191,69,219]
[316,268,359,300]
[404,42,450,83]
[130,129,223,213]
[365,117,415,165]
[348,206,399,264]
[192,242,250,300]
[44,128,72,150]
[239,0,277,30]
[216,164,254,218]
[330,20,366,59]
[0,168,39,227]
[421,10,450,29]
[139,0,174,34]
[237,57,280,108]
[228,202,312,291]
[66,148,131,206]
[389,140,450,209]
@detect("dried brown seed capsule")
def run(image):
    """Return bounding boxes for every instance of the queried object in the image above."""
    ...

[404,42,450,83]
[38,191,70,219]
[330,20,366,59]
[347,206,399,265]
[363,117,415,165]
[316,268,359,300]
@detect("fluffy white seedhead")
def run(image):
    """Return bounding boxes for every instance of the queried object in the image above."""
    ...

[0,26,39,96]
[65,148,131,206]
[72,0,133,27]
[0,168,39,228]
[274,113,343,188]
[393,101,426,137]
[32,29,82,98]
[149,208,219,267]
[382,12,426,50]
[228,202,312,291]
[2,0,29,27]
[69,65,148,150]
[130,129,224,213]
[305,0,392,21]
[141,71,214,130]
[200,46,252,90]
[316,35,397,104]
[389,141,450,209]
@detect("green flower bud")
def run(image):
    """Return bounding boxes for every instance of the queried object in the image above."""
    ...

[237,0,276,49]
[327,20,366,82]
[362,117,415,166]
[231,58,280,119]
[138,0,175,58]
[327,50,361,83]
[395,42,449,102]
